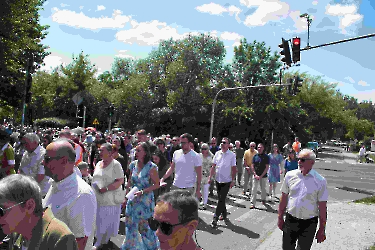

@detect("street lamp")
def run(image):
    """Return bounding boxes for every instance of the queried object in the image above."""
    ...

[300,13,313,48]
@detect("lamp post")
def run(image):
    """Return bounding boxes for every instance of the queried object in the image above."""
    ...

[209,83,293,142]
[300,13,313,48]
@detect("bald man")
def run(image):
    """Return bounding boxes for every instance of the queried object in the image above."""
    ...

[43,140,97,250]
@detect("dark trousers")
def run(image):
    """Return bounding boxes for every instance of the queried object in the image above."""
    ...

[214,181,231,219]
[282,213,318,250]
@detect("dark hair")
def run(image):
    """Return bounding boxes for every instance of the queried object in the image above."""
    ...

[157,190,198,223]
[0,174,43,216]
[139,142,151,163]
[155,138,165,146]
[152,149,167,168]
[180,133,193,143]
[43,134,53,145]
[222,137,230,144]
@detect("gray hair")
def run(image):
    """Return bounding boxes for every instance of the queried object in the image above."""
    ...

[0,174,43,216]
[101,142,113,153]
[24,133,40,144]
[299,149,316,162]
[250,141,256,146]
[235,140,240,144]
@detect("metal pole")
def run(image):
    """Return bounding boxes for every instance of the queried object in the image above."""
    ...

[21,57,33,128]
[209,83,292,143]
[108,116,112,133]
[301,33,375,51]
[83,106,86,128]
[307,19,311,48]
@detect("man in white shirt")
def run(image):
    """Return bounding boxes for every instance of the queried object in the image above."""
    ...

[208,137,236,228]
[278,149,328,250]
[161,133,202,199]
[358,144,366,163]
[43,139,97,250]
[19,133,51,197]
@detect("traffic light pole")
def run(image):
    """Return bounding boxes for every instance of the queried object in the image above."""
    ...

[301,33,375,51]
[209,83,292,142]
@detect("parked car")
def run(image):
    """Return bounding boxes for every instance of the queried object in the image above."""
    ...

[306,141,319,157]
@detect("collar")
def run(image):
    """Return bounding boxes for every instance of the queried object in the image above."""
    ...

[298,168,316,177]
[49,171,78,190]
[27,145,42,156]
[1,142,9,152]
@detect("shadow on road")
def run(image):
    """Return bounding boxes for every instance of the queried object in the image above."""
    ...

[220,219,260,239]
[197,217,223,235]
[319,152,345,160]
[254,202,278,214]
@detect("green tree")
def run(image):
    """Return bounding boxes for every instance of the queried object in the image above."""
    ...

[0,0,49,107]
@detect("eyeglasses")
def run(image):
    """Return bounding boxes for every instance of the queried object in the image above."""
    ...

[201,148,208,150]
[149,217,187,235]
[0,201,25,217]
[221,141,227,144]
[172,140,177,142]
[297,158,312,162]
[250,146,255,148]
[44,155,61,163]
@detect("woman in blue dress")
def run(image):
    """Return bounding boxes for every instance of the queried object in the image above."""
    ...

[268,144,284,201]
[284,150,298,175]
[121,142,160,250]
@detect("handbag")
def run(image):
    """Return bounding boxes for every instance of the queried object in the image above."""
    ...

[110,160,127,205]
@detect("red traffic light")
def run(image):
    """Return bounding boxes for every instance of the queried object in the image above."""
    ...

[293,38,300,46]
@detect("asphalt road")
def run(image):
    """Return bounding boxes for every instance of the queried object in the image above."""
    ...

[96,146,375,249]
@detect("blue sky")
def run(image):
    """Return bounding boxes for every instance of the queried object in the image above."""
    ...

[39,0,375,102]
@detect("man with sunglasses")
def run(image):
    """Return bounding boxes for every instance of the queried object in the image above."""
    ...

[243,142,258,196]
[166,136,181,163]
[43,140,97,250]
[208,137,236,228]
[152,190,202,250]
[278,149,328,250]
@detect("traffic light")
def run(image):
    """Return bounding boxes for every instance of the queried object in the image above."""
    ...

[293,76,303,94]
[278,38,292,66]
[288,78,293,95]
[109,105,114,117]
[292,37,301,63]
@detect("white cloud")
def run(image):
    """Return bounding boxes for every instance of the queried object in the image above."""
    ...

[358,80,369,87]
[97,5,106,11]
[344,76,355,84]
[79,6,84,10]
[312,1,318,5]
[51,8,131,30]
[116,20,183,46]
[220,31,242,41]
[195,3,242,22]
[240,0,290,27]
[116,50,135,59]
[40,53,70,72]
[325,4,363,33]
[60,3,69,7]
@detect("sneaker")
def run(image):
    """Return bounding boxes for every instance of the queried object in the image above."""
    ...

[219,215,227,220]
[211,220,218,228]
[200,201,204,206]
[249,204,255,209]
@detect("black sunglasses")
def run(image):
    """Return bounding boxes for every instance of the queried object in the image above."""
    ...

[148,218,187,235]
[0,201,25,217]
[201,148,208,150]
[221,141,227,144]
[297,158,312,162]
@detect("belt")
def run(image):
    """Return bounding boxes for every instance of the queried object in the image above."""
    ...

[286,213,318,221]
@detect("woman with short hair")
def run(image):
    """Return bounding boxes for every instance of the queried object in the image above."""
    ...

[92,142,124,249]
[0,174,78,249]
[198,143,214,209]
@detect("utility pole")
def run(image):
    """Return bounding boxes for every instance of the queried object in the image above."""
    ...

[21,56,33,128]
[300,13,313,49]
[209,83,293,142]
[83,106,86,128]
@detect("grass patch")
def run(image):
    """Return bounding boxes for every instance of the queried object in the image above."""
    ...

[354,196,375,204]
[366,245,375,250]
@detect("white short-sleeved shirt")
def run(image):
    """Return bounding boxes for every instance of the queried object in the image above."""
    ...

[43,172,97,250]
[19,145,51,196]
[173,149,202,188]
[281,169,328,219]
[213,150,236,183]
[93,159,125,206]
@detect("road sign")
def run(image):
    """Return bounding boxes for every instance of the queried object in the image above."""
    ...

[92,118,99,125]
[72,92,83,106]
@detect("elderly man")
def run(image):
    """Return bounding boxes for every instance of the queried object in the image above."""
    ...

[19,133,51,197]
[209,137,236,228]
[0,174,78,249]
[243,142,258,196]
[278,149,328,250]
[43,140,97,250]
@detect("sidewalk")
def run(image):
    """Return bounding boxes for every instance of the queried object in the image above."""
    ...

[256,201,375,250]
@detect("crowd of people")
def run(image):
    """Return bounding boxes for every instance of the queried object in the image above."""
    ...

[0,123,328,250]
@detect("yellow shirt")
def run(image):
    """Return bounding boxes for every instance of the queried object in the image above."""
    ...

[243,149,258,167]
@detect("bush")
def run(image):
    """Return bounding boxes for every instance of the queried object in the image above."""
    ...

[33,117,76,129]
